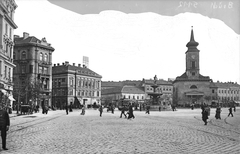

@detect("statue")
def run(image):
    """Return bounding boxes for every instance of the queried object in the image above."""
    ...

[154,75,158,84]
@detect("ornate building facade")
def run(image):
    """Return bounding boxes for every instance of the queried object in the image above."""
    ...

[13,32,54,108]
[173,27,212,106]
[0,0,18,108]
[52,62,102,109]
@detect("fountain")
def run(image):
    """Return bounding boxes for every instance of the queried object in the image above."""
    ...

[147,75,163,109]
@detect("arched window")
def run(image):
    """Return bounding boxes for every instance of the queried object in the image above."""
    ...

[40,53,43,61]
[22,51,26,60]
[44,53,48,62]
[190,85,197,89]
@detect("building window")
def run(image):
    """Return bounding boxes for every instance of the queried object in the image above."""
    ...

[8,68,11,80]
[43,67,48,74]
[40,53,43,61]
[212,89,215,93]
[5,24,8,35]
[29,65,33,73]
[38,66,42,74]
[97,91,99,97]
[22,51,26,60]
[21,65,26,74]
[62,78,65,82]
[190,85,197,89]
[44,54,48,62]
[192,72,195,76]
[128,95,130,99]
[13,52,16,60]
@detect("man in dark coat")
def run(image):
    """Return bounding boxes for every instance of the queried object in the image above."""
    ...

[202,108,209,125]
[120,106,127,118]
[146,105,150,114]
[65,104,68,115]
[215,106,221,119]
[128,104,135,119]
[0,107,10,150]
[228,107,233,117]
[99,105,103,117]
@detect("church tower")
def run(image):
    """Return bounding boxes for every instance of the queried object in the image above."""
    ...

[185,26,200,79]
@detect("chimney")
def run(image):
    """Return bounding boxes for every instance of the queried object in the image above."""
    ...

[23,32,29,39]
[73,63,75,66]
[57,63,60,66]
[14,35,20,38]
[65,61,69,66]
[78,64,81,67]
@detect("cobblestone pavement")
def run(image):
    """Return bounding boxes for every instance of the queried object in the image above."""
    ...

[0,107,239,154]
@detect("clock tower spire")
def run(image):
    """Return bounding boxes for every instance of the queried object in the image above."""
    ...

[185,26,200,79]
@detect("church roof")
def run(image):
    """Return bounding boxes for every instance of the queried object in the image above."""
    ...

[174,72,211,83]
[186,26,199,48]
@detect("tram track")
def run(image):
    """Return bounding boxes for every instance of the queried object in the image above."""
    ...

[9,112,65,134]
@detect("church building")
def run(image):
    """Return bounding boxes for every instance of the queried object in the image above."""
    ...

[173,27,213,106]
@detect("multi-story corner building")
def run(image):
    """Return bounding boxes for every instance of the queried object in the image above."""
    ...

[210,81,240,106]
[52,62,102,109]
[0,0,18,108]
[13,32,54,108]
[173,27,213,106]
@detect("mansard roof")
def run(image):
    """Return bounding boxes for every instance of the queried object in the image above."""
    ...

[14,36,55,51]
[52,64,102,78]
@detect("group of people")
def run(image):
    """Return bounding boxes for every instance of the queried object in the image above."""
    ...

[98,104,135,120]
[201,103,236,125]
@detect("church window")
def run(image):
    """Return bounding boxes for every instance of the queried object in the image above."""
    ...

[191,61,196,69]
[190,85,197,89]
[192,72,195,76]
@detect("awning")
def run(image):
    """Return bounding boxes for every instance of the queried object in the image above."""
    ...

[185,91,204,96]
[8,95,15,101]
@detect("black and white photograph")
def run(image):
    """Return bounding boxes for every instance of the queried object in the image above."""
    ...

[0,0,239,153]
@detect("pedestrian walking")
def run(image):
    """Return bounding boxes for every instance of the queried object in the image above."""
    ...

[146,105,150,114]
[111,105,114,114]
[233,105,236,112]
[120,106,127,118]
[215,106,221,119]
[65,104,68,115]
[99,105,103,117]
[0,106,10,150]
[127,104,135,119]
[81,105,85,115]
[228,107,233,117]
[202,108,209,125]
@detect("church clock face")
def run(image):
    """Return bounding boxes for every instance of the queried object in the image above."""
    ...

[191,55,195,59]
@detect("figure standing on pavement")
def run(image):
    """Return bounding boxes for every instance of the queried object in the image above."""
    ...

[202,108,209,125]
[228,107,233,117]
[146,105,150,114]
[215,106,221,119]
[0,106,10,150]
[81,105,85,115]
[127,104,135,119]
[120,106,127,118]
[99,105,103,117]
[65,104,68,115]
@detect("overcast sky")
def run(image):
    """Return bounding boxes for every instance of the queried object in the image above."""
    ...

[14,0,240,83]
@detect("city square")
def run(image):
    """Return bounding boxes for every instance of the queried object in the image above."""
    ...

[1,107,239,154]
